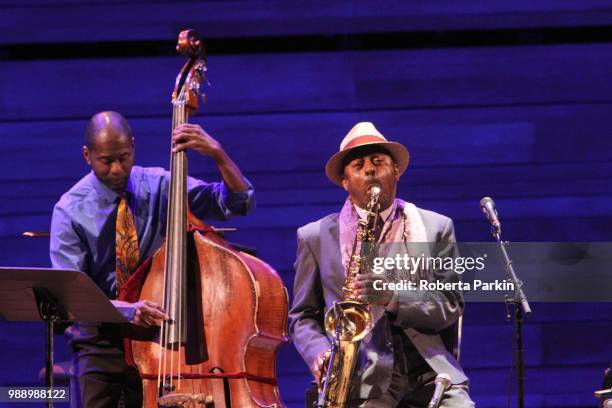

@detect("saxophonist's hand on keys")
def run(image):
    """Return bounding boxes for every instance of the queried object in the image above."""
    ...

[311,350,329,387]
[352,272,393,307]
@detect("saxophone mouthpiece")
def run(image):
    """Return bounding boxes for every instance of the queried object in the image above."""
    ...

[368,184,381,196]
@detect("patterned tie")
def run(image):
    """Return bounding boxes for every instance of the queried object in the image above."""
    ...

[115,197,140,291]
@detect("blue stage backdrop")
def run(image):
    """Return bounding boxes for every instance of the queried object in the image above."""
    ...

[1,1,611,407]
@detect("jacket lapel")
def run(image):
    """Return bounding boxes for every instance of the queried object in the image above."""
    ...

[320,215,346,305]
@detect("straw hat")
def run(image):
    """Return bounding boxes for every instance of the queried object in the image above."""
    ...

[325,122,409,186]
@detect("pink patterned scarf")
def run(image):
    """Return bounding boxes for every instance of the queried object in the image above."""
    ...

[338,197,429,280]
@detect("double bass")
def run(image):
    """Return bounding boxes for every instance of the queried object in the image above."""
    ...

[120,29,288,407]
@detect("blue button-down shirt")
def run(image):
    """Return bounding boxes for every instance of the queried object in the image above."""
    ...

[50,165,254,299]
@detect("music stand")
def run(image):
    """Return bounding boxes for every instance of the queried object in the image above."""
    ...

[0,267,127,407]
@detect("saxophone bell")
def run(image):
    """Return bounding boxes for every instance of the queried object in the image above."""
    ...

[333,302,356,338]
[325,301,373,342]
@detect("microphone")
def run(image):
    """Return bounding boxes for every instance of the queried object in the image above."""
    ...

[427,373,451,408]
[480,196,501,233]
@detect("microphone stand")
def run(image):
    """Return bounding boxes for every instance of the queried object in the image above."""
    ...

[491,227,531,408]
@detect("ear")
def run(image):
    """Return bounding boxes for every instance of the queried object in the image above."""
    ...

[341,176,349,192]
[82,146,91,166]
[393,162,400,182]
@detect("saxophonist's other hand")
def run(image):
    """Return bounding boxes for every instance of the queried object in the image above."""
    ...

[352,272,393,306]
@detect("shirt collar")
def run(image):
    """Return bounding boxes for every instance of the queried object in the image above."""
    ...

[89,168,137,204]
[354,200,396,223]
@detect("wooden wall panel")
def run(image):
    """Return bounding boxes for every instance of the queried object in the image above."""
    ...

[352,45,612,109]
[461,321,612,369]
[0,54,355,120]
[3,0,612,44]
[2,195,610,238]
[466,366,603,397]
[4,44,612,121]
[6,177,612,218]
[0,322,48,381]
[0,196,612,240]
[463,302,612,325]
[541,321,612,365]
[3,160,612,204]
[2,105,611,244]
[2,104,612,177]
[461,323,540,368]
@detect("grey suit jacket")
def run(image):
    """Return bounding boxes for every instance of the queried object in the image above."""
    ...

[288,207,468,401]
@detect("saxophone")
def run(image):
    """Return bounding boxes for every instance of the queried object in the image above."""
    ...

[317,185,382,408]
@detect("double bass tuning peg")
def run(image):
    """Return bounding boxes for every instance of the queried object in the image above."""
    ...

[195,63,206,74]
[189,81,201,93]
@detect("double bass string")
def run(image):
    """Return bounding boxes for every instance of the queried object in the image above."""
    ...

[176,90,203,397]
[158,100,178,393]
[172,94,183,391]
[177,99,196,396]
[159,94,187,394]
[176,96,185,391]
[157,101,173,393]
[175,98,181,391]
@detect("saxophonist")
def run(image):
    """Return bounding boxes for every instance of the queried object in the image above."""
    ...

[289,122,475,407]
